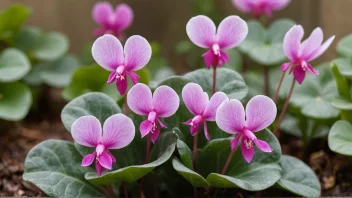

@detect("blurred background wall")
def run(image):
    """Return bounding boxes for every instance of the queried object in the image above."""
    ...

[0,0,351,68]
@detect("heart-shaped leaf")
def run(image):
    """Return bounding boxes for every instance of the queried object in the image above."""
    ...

[239,19,295,66]
[332,97,352,110]
[332,58,352,78]
[14,26,41,53]
[0,48,30,82]
[32,32,69,61]
[203,129,282,191]
[61,92,121,132]
[337,34,352,58]
[184,68,248,100]
[0,82,32,121]
[176,139,193,170]
[85,132,177,185]
[276,155,321,197]
[289,63,340,119]
[23,140,104,197]
[0,4,31,42]
[328,120,352,155]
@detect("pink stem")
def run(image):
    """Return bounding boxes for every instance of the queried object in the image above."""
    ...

[274,78,296,137]
[145,135,151,164]
[220,148,236,175]
[212,66,217,95]
[192,132,199,171]
[273,71,287,103]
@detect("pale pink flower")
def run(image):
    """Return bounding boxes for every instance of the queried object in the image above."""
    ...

[232,0,290,18]
[182,83,229,140]
[92,2,133,39]
[281,25,335,84]
[92,34,152,95]
[216,95,276,163]
[186,15,248,68]
[71,114,135,176]
[127,83,179,143]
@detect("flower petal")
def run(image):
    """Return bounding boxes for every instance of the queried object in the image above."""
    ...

[215,99,245,134]
[102,114,135,149]
[150,126,160,144]
[245,95,277,132]
[203,91,229,121]
[280,62,291,72]
[268,0,291,10]
[204,121,210,140]
[140,120,152,138]
[93,28,106,37]
[96,161,104,176]
[114,4,133,30]
[202,49,216,68]
[128,72,140,84]
[216,15,248,49]
[307,35,335,62]
[98,152,113,169]
[231,135,241,151]
[293,66,306,84]
[92,2,114,27]
[253,139,272,152]
[152,85,180,118]
[232,0,252,13]
[124,35,152,71]
[300,27,323,59]
[116,77,128,95]
[307,64,319,75]
[92,34,124,71]
[283,25,304,60]
[182,83,209,115]
[71,116,102,147]
[186,15,216,48]
[127,83,153,115]
[81,152,96,167]
[241,138,254,163]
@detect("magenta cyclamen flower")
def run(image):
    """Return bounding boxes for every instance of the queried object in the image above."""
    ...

[216,95,277,163]
[232,0,290,18]
[182,83,228,140]
[92,34,152,95]
[186,15,248,68]
[71,114,135,176]
[281,25,335,84]
[92,2,133,39]
[127,83,179,143]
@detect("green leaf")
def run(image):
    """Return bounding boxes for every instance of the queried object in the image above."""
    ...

[239,19,295,65]
[184,68,248,100]
[85,132,177,185]
[332,97,352,110]
[290,63,340,119]
[176,139,193,170]
[149,67,175,88]
[32,32,69,61]
[172,158,209,187]
[276,155,321,197]
[175,40,194,54]
[14,26,41,53]
[0,82,32,121]
[0,4,31,42]
[0,48,30,82]
[331,61,351,100]
[23,140,104,197]
[203,130,282,191]
[337,34,352,58]
[39,55,80,87]
[62,65,119,101]
[224,48,242,71]
[332,58,352,78]
[61,92,121,132]
[328,120,352,155]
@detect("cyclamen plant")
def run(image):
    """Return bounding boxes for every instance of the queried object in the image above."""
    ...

[71,114,135,176]
[232,0,291,18]
[92,2,133,39]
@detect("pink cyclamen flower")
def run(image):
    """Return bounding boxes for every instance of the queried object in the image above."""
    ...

[232,0,290,18]
[186,15,248,68]
[92,2,133,39]
[127,83,179,143]
[216,95,277,163]
[92,34,152,95]
[182,83,229,140]
[71,114,135,176]
[281,25,335,84]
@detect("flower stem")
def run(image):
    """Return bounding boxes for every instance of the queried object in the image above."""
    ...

[273,78,296,137]
[212,66,217,95]
[263,66,270,96]
[220,148,236,175]
[273,71,286,103]
[123,183,129,198]
[124,93,129,117]
[145,135,151,164]
[192,132,199,171]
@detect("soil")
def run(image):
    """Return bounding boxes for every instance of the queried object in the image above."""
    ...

[1,89,351,197]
